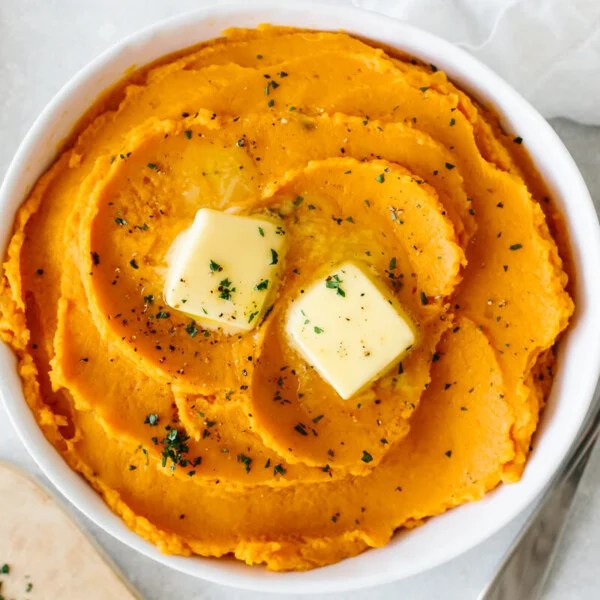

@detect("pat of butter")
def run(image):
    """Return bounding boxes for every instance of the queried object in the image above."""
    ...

[164,208,286,332]
[286,261,416,399]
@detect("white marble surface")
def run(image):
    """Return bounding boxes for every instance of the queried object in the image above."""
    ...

[1,1,599,598]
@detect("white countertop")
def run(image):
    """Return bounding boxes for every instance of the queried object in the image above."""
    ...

[1,1,599,598]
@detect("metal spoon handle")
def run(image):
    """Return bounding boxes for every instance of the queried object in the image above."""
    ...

[479,407,600,600]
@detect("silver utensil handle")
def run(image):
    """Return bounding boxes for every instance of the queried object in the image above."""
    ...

[479,405,600,600]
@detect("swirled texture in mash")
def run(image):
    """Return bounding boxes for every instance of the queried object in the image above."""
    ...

[0,27,573,570]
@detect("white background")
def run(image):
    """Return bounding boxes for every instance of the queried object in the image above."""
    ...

[1,1,599,598]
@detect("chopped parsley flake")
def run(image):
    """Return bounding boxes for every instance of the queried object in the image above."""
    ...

[273,464,286,476]
[294,422,309,436]
[156,311,170,319]
[255,279,269,291]
[218,278,236,300]
[325,273,346,297]
[185,320,199,337]
[314,326,324,334]
[510,243,523,251]
[445,162,455,170]
[147,162,159,170]
[258,226,265,237]
[144,413,159,426]
[270,249,279,265]
[160,428,191,471]
[209,260,223,272]
[420,291,428,305]
[184,130,192,140]
[129,258,139,269]
[361,450,373,463]
[115,217,127,226]
[248,311,259,323]
[237,453,252,473]
[376,173,385,183]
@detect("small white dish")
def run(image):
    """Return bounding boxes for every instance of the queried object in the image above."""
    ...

[1,2,599,593]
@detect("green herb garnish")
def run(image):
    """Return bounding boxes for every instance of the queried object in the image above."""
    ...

[237,453,252,473]
[209,260,223,272]
[144,413,159,426]
[160,428,191,471]
[218,278,236,300]
[294,423,309,436]
[325,273,345,297]
[185,320,199,337]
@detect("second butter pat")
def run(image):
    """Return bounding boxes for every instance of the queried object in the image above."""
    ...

[286,261,417,399]
[164,208,286,332]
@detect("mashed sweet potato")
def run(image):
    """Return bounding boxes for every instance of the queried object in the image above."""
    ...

[0,26,573,570]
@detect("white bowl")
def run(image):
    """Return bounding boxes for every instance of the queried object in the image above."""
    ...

[1,2,599,594]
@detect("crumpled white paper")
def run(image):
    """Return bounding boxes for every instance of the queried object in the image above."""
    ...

[352,0,600,125]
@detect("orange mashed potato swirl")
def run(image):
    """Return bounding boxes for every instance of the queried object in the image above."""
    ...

[0,27,573,570]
